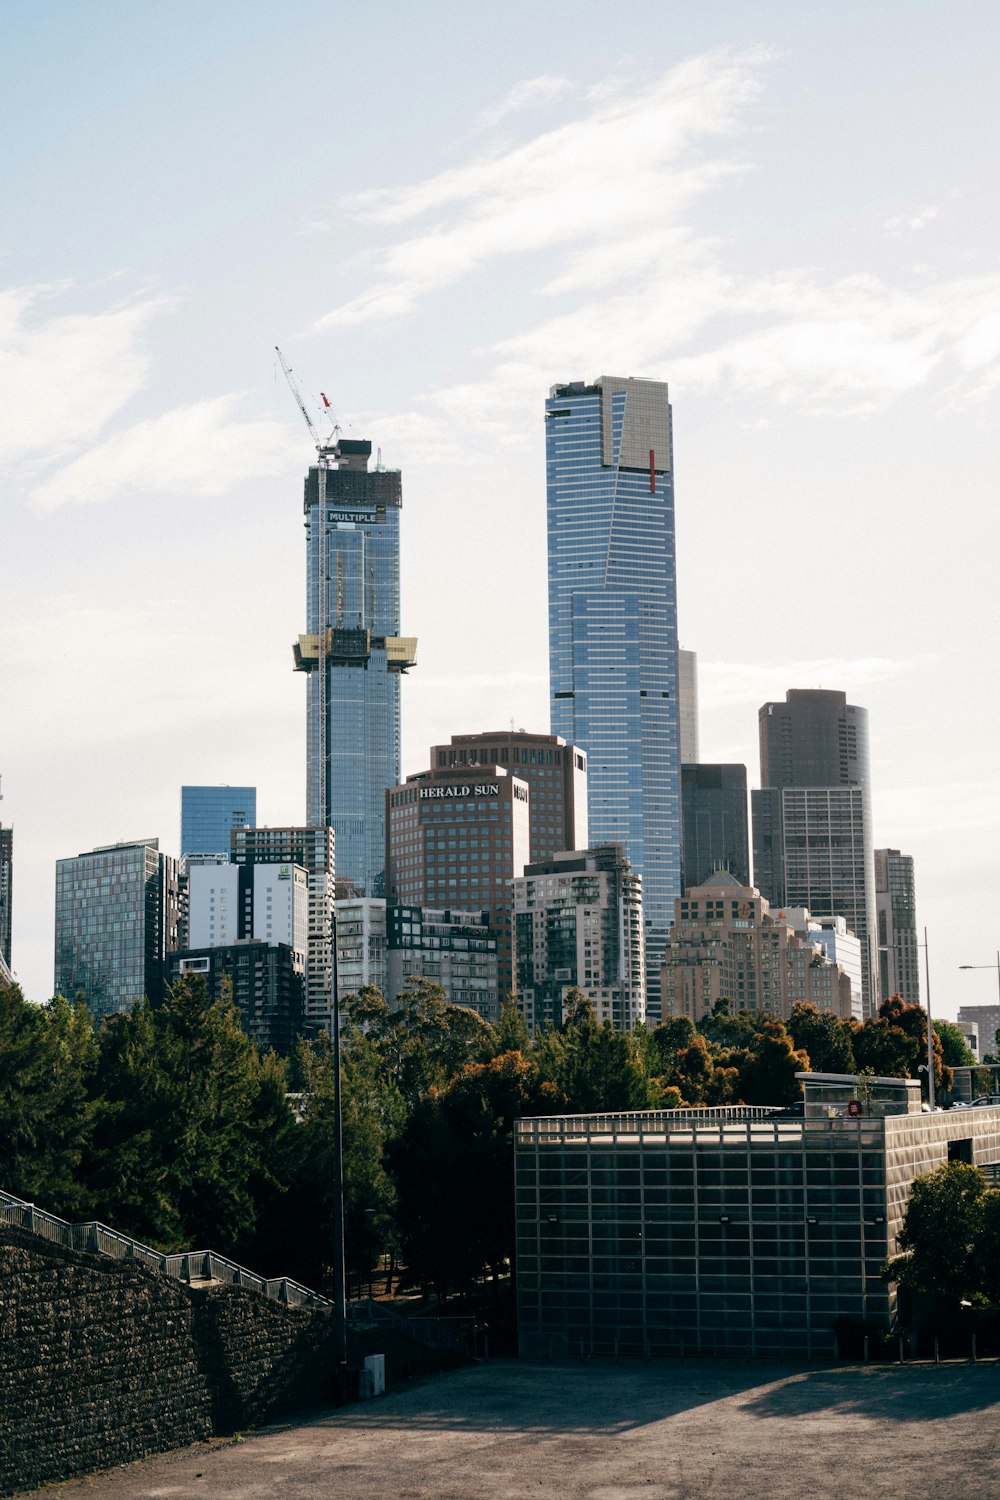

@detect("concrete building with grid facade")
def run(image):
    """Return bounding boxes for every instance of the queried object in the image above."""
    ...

[515,1077,1000,1359]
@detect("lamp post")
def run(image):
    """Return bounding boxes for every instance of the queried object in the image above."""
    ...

[916,927,935,1109]
[958,951,1000,1000]
[958,950,1000,1059]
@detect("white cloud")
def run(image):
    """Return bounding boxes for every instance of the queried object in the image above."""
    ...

[30,395,300,511]
[884,205,938,234]
[307,52,1000,436]
[698,655,933,710]
[0,282,164,465]
[476,75,573,130]
[316,50,770,328]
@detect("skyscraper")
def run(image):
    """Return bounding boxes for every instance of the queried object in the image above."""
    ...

[231,825,335,1035]
[678,649,699,764]
[385,763,531,1006]
[680,763,750,890]
[294,438,416,897]
[430,729,588,864]
[0,823,12,977]
[752,689,877,1016]
[545,376,681,1018]
[875,848,920,1004]
[180,785,256,863]
[54,839,180,1017]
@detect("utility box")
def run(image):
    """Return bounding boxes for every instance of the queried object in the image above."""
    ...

[360,1353,385,1398]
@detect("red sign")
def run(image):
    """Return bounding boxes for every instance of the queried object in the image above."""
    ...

[847,1100,862,1118]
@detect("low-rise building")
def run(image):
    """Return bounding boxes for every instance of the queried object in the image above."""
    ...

[515,1075,1000,1359]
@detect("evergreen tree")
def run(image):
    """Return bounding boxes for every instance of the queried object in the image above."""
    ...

[0,982,96,1216]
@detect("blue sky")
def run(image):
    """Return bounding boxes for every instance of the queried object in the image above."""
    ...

[3,0,999,1012]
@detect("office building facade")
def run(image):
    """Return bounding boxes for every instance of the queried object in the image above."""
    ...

[431,730,587,865]
[180,785,256,864]
[54,839,180,1017]
[680,763,750,891]
[546,377,681,1021]
[294,439,416,897]
[513,844,645,1033]
[0,824,11,975]
[231,826,335,1034]
[386,765,531,1000]
[387,904,499,1020]
[874,848,920,1005]
[754,690,877,1017]
[661,874,856,1023]
[515,1081,1000,1359]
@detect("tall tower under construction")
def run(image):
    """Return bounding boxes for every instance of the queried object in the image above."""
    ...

[294,438,416,897]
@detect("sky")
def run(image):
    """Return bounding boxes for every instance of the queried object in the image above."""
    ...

[3,0,999,1017]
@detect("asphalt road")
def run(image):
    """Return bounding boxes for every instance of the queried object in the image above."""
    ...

[19,1358,1000,1499]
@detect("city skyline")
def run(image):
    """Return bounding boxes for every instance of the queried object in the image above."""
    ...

[3,4,999,1014]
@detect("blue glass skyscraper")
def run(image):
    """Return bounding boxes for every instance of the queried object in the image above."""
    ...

[545,377,681,1016]
[180,785,256,862]
[295,438,416,897]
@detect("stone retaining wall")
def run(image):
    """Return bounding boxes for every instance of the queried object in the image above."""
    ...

[0,1225,338,1497]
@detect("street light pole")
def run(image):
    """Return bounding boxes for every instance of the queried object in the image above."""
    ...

[957,950,1000,1059]
[923,926,934,1110]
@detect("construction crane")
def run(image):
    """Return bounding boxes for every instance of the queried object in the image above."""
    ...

[276,346,336,829]
[275,347,340,457]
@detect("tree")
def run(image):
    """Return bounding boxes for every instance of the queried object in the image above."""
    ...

[87,975,295,1253]
[851,1017,920,1083]
[736,1022,809,1107]
[533,993,659,1112]
[934,1020,976,1070]
[0,982,97,1216]
[389,1051,563,1297]
[786,1003,856,1075]
[697,997,766,1049]
[886,1161,992,1302]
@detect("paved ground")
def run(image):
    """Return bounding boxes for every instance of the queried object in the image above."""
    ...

[21,1358,1000,1499]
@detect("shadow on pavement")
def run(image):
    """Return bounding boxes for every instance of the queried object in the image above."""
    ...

[289,1357,1000,1439]
[741,1362,1000,1424]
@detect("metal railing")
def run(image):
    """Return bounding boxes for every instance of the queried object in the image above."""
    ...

[516,1106,782,1142]
[346,1296,475,1356]
[0,1188,331,1310]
